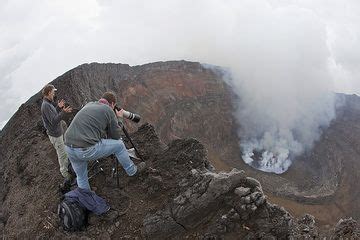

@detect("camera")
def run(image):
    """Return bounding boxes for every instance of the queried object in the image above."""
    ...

[114,106,141,123]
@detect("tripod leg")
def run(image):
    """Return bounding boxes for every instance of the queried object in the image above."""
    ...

[89,160,100,172]
[89,167,104,180]
[122,126,144,161]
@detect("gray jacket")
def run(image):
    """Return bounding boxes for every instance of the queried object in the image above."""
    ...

[41,98,64,137]
[64,102,122,148]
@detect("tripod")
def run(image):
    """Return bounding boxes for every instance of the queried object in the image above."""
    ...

[72,126,143,188]
[112,126,143,187]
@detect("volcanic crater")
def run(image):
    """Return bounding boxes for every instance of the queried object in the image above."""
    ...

[0,61,359,238]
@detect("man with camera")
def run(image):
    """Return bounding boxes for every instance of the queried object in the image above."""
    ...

[64,91,146,190]
[41,84,73,185]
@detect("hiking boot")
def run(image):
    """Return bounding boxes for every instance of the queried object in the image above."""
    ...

[91,208,118,223]
[104,208,118,222]
[136,162,146,174]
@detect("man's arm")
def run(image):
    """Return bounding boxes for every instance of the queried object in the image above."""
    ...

[107,110,122,140]
[50,100,62,113]
[42,102,64,127]
[56,99,70,113]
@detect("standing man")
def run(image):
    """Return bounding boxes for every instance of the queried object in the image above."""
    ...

[64,91,145,190]
[41,84,73,185]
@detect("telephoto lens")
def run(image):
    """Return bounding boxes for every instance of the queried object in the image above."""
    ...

[122,110,141,123]
[114,106,141,123]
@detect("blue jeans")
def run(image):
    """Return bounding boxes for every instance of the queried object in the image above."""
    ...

[65,139,137,190]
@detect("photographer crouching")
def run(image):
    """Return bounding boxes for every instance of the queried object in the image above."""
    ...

[64,91,146,190]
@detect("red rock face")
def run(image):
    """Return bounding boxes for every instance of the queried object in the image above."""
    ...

[63,61,242,171]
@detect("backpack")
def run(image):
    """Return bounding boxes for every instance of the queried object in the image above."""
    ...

[57,199,88,231]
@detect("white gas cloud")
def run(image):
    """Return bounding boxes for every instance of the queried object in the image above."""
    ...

[1,0,360,172]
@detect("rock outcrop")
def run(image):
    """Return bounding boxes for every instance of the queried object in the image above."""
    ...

[331,218,360,239]
[141,132,320,239]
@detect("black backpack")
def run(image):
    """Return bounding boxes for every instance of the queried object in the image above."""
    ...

[57,199,88,231]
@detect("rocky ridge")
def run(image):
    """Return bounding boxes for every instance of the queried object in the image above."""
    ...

[1,121,359,238]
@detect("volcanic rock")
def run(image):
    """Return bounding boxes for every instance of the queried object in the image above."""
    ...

[1,61,360,238]
[331,218,360,239]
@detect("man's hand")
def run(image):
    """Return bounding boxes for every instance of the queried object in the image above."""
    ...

[58,99,72,113]
[58,99,66,109]
[62,106,73,113]
[115,108,124,118]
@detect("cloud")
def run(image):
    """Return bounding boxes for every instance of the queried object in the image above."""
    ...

[0,0,100,127]
[1,0,360,173]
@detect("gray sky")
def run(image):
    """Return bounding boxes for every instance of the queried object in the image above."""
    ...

[1,0,360,133]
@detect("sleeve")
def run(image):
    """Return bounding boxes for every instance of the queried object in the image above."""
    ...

[43,103,64,126]
[117,117,124,129]
[52,101,62,113]
[107,110,122,140]
[56,105,62,113]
